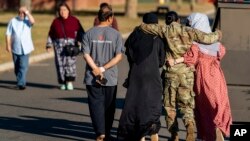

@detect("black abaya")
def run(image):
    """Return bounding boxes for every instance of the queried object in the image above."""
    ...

[118,28,166,140]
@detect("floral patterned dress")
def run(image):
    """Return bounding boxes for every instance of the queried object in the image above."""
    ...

[46,16,84,84]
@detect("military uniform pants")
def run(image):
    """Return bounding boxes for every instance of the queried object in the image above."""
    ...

[163,71,195,132]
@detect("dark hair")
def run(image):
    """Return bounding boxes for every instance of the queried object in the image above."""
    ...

[186,19,191,27]
[100,2,112,10]
[143,12,158,24]
[57,3,71,17]
[165,11,179,25]
[98,5,113,22]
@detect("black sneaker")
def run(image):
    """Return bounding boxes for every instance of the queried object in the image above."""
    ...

[18,86,26,90]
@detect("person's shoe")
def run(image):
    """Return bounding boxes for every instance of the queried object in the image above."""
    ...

[216,128,224,141]
[66,83,74,90]
[96,134,105,141]
[151,134,159,141]
[186,122,195,141]
[60,84,66,90]
[170,132,179,141]
[140,136,145,141]
[18,86,26,90]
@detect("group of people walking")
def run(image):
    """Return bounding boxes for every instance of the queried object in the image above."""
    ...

[118,11,232,141]
[5,2,232,141]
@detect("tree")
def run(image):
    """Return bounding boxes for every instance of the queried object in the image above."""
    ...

[125,0,138,19]
[20,0,31,10]
[177,0,182,10]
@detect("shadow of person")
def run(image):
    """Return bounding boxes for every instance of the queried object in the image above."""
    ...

[0,116,96,140]
[0,22,8,27]
[58,97,125,110]
[0,80,58,90]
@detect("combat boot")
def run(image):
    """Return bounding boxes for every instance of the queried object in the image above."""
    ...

[186,122,195,141]
[169,132,179,141]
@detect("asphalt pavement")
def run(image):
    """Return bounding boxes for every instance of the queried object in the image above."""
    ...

[0,55,176,141]
[0,51,250,141]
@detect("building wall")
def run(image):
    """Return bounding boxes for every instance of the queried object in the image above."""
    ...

[0,0,19,10]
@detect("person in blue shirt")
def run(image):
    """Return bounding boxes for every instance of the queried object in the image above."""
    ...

[5,6,35,90]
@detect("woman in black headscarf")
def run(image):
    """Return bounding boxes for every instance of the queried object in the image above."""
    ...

[117,12,166,141]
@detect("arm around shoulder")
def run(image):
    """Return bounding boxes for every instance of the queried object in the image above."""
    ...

[190,27,222,44]
[139,23,164,38]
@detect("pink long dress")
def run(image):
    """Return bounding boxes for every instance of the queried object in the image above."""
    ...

[184,44,232,141]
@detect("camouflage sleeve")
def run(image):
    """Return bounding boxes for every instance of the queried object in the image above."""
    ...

[187,27,220,44]
[139,23,164,38]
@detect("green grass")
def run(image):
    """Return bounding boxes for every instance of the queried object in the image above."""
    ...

[0,2,214,64]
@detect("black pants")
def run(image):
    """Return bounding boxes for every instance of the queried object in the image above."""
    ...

[86,85,117,139]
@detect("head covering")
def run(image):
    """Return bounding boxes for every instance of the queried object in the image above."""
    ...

[165,11,179,25]
[143,12,158,24]
[187,13,211,33]
[187,13,219,56]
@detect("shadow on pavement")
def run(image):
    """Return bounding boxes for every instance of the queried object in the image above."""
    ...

[57,97,125,110]
[0,103,89,117]
[0,22,8,27]
[244,90,250,95]
[0,80,17,90]
[0,80,58,89]
[0,116,95,141]
[0,80,86,91]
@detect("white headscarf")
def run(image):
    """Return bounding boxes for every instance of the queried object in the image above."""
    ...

[187,13,220,56]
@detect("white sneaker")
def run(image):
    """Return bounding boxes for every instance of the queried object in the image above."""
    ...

[60,84,66,90]
[67,83,74,90]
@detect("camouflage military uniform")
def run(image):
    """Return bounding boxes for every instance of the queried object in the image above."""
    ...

[140,22,220,132]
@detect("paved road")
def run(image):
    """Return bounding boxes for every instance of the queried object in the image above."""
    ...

[0,55,250,141]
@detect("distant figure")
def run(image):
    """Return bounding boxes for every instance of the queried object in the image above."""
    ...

[5,6,35,90]
[46,3,85,90]
[93,2,119,30]
[117,12,166,141]
[82,5,124,141]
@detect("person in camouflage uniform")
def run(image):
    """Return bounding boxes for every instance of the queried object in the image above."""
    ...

[139,11,222,141]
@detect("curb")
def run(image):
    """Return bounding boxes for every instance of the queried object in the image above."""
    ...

[0,33,131,73]
[0,52,54,73]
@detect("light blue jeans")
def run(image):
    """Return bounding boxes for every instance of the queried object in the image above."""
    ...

[12,53,29,87]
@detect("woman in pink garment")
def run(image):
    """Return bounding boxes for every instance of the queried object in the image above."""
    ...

[167,13,232,141]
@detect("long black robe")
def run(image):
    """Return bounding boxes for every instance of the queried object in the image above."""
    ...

[118,28,166,140]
